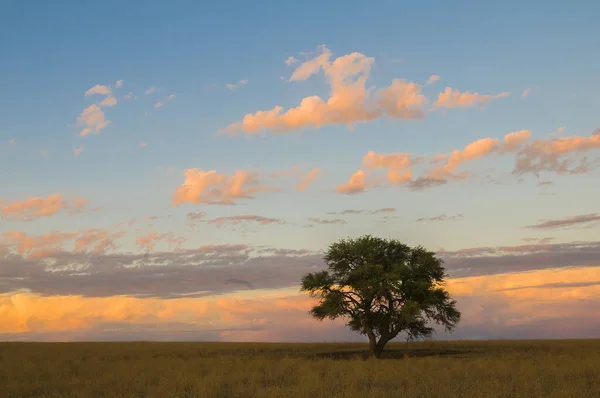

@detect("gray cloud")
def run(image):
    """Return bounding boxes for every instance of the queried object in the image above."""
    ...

[0,245,322,298]
[2,238,599,298]
[524,213,600,229]
[497,280,600,292]
[416,213,464,222]
[439,241,600,278]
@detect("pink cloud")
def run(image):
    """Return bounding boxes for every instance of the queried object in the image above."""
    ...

[136,231,185,251]
[172,169,274,206]
[426,75,440,85]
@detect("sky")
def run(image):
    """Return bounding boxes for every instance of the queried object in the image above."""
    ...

[1,0,599,342]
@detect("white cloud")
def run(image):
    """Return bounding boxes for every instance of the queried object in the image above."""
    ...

[115,80,123,89]
[154,94,176,108]
[145,87,156,95]
[285,56,298,66]
[225,79,248,90]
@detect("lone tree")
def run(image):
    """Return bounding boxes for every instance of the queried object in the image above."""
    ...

[301,235,461,358]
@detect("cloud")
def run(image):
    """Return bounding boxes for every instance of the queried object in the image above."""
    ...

[416,214,464,222]
[335,170,366,194]
[524,213,600,229]
[433,87,509,109]
[115,80,123,89]
[2,228,123,259]
[221,45,427,136]
[172,169,274,206]
[295,168,321,191]
[426,75,440,85]
[139,141,148,148]
[438,240,600,278]
[337,130,532,194]
[76,104,109,136]
[123,92,134,100]
[285,56,299,66]
[84,84,111,96]
[522,88,530,97]
[73,146,84,156]
[136,231,185,251]
[327,207,396,215]
[225,79,248,90]
[204,215,283,228]
[307,217,346,224]
[0,241,322,298]
[99,96,117,107]
[270,166,322,191]
[521,237,555,244]
[154,94,175,108]
[1,195,88,221]
[145,87,156,95]
[513,130,600,176]
[8,139,15,146]
[187,211,207,221]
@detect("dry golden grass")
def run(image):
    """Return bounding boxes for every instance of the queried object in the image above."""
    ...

[1,339,599,397]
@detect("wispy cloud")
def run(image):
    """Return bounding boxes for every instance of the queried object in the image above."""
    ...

[73,146,84,156]
[307,217,346,224]
[327,207,395,215]
[284,56,298,66]
[524,213,600,229]
[433,87,509,109]
[145,87,156,95]
[205,215,283,228]
[416,214,464,222]
[154,94,175,108]
[426,75,440,85]
[225,79,248,90]
[522,88,531,97]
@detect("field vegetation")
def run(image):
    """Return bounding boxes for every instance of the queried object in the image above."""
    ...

[1,339,599,397]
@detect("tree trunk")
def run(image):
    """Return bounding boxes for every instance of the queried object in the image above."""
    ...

[367,331,377,356]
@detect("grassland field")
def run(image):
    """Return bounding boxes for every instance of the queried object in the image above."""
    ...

[1,339,599,397]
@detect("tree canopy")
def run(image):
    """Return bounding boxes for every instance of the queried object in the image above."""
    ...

[300,235,461,358]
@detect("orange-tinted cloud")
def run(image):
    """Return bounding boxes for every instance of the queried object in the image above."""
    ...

[136,231,185,251]
[99,95,117,107]
[221,45,427,135]
[433,87,509,109]
[335,170,366,194]
[337,130,532,193]
[84,84,111,96]
[172,169,274,206]
[2,266,599,340]
[1,195,88,221]
[296,168,321,191]
[2,228,124,259]
[269,166,322,191]
[426,75,440,85]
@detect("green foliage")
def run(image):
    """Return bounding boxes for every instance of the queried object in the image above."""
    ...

[301,235,461,357]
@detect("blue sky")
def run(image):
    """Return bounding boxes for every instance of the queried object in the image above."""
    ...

[1,1,600,341]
